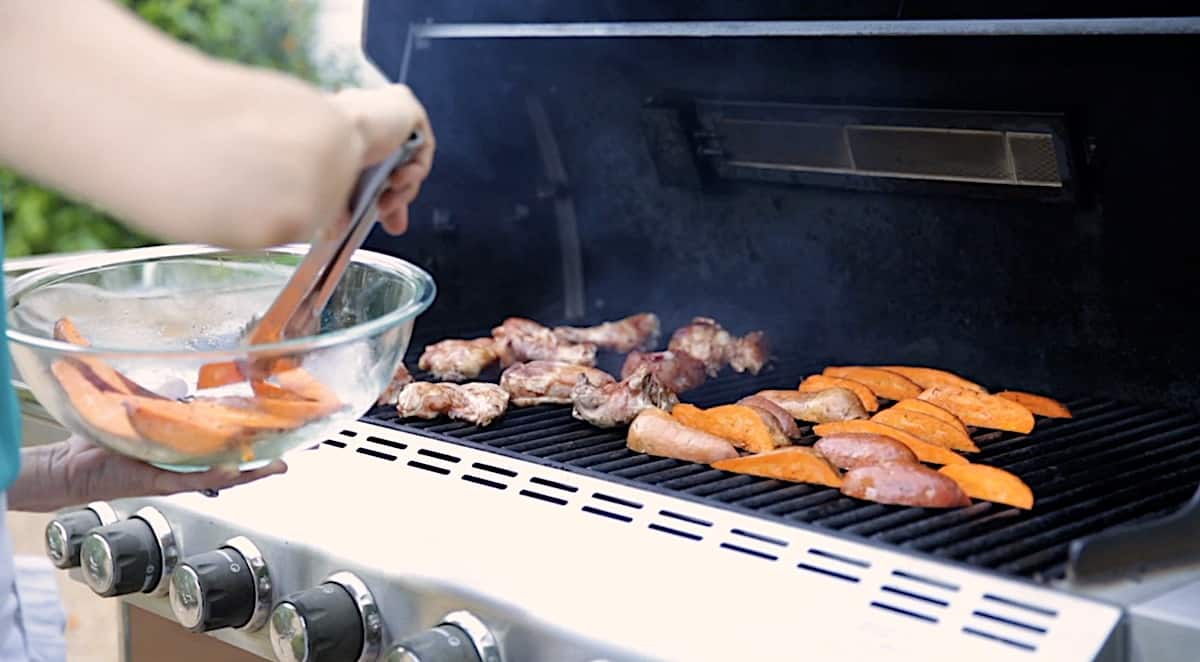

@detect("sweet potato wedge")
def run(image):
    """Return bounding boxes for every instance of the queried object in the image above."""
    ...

[813,433,918,470]
[996,391,1072,419]
[798,375,879,412]
[939,464,1034,510]
[812,420,968,465]
[918,386,1035,434]
[671,403,789,453]
[755,388,867,423]
[878,366,985,393]
[737,395,802,439]
[871,407,980,453]
[195,396,329,427]
[822,366,922,401]
[711,447,843,488]
[627,408,738,463]
[842,462,971,508]
[197,361,247,390]
[50,360,139,440]
[251,378,343,419]
[53,318,163,398]
[891,398,969,435]
[271,368,341,406]
[124,400,250,455]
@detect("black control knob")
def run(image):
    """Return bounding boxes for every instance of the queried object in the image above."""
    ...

[385,624,482,662]
[169,548,255,632]
[269,582,364,662]
[45,509,101,569]
[79,518,162,597]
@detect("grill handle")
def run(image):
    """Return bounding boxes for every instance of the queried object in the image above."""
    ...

[1067,484,1200,583]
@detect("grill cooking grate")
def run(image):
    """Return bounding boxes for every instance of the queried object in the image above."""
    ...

[363,346,1200,582]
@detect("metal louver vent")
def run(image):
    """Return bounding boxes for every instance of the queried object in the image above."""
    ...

[719,119,1064,188]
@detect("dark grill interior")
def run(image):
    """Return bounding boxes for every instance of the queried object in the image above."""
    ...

[363,333,1200,583]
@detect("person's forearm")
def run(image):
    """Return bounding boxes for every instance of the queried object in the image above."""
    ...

[7,443,71,513]
[0,1,364,248]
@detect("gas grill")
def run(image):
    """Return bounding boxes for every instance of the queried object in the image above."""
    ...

[22,3,1200,661]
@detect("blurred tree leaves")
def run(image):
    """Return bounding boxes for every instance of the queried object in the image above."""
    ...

[1,0,355,257]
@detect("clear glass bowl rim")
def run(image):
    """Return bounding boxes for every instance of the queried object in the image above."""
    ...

[4,243,436,360]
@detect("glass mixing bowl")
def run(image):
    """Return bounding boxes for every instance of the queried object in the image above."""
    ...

[5,244,435,472]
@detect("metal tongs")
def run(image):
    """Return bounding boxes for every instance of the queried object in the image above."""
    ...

[243,132,425,349]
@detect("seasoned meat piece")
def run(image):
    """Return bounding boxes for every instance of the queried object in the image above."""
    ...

[572,365,678,428]
[667,317,769,376]
[737,395,802,439]
[553,313,661,353]
[621,350,707,393]
[376,363,414,406]
[417,338,498,381]
[395,382,509,426]
[499,360,614,406]
[626,408,738,463]
[491,317,597,367]
[755,388,868,423]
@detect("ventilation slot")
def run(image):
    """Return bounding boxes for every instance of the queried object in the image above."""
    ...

[472,462,517,478]
[658,510,712,527]
[582,506,633,523]
[356,447,396,462]
[891,570,960,592]
[407,460,450,476]
[530,477,578,493]
[366,436,407,450]
[797,563,859,583]
[648,523,703,541]
[982,594,1058,618]
[962,627,1037,652]
[462,475,506,490]
[870,601,938,624]
[592,492,643,509]
[808,548,869,568]
[322,440,346,449]
[972,610,1048,634]
[731,529,787,547]
[519,490,568,506]
[340,429,358,438]
[417,448,461,463]
[719,543,778,562]
[880,585,949,608]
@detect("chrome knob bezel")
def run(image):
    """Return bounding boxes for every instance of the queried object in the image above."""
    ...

[326,571,383,662]
[133,506,179,596]
[224,536,272,632]
[441,611,502,662]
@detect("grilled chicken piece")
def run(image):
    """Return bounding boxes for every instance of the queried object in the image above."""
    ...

[376,364,414,406]
[499,360,614,406]
[627,408,738,463]
[553,313,661,353]
[395,382,509,426]
[572,365,678,428]
[417,338,498,381]
[754,388,868,423]
[737,395,802,439]
[667,317,769,376]
[621,350,707,394]
[491,317,597,367]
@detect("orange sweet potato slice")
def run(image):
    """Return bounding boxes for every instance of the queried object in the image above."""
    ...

[996,391,1072,419]
[918,386,1035,433]
[891,399,969,435]
[124,400,249,455]
[871,407,980,453]
[878,366,985,392]
[271,368,340,406]
[672,403,788,453]
[50,360,140,440]
[822,367,921,401]
[197,361,247,390]
[53,318,163,399]
[711,447,843,488]
[939,464,1034,510]
[812,420,968,465]
[798,375,879,412]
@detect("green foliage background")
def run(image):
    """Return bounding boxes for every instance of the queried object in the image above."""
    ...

[0,0,354,257]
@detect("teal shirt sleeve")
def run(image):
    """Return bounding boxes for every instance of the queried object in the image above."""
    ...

[0,196,25,490]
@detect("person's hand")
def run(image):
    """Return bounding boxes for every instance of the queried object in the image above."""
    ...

[332,84,436,236]
[59,435,286,504]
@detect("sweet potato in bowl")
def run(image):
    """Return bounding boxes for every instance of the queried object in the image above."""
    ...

[6,244,435,471]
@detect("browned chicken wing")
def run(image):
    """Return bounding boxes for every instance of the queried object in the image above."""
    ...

[417,338,499,381]
[667,317,769,376]
[571,365,678,428]
[376,363,414,406]
[553,313,661,353]
[394,381,509,426]
[491,317,597,367]
[499,360,615,406]
[620,350,707,393]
